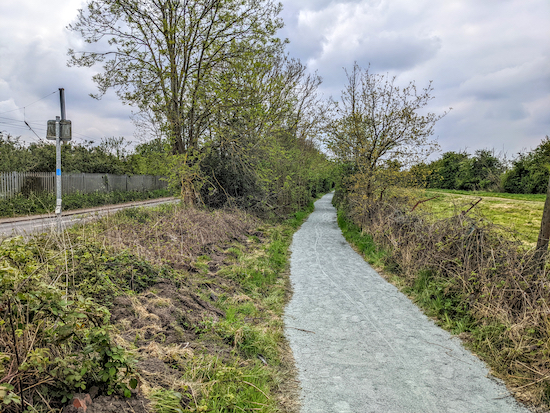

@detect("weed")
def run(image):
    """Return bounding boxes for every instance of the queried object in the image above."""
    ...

[181,356,275,413]
[148,388,184,413]
[286,201,315,229]
[337,210,387,268]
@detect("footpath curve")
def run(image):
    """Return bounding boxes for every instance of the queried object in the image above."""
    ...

[284,193,531,413]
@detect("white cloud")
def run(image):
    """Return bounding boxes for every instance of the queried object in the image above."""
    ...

[280,0,550,155]
[1,0,548,157]
[0,0,135,146]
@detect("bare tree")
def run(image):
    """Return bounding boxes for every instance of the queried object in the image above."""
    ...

[327,63,447,199]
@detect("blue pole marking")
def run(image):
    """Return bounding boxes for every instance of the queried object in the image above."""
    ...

[56,169,61,176]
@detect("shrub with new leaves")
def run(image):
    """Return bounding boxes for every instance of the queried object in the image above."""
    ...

[327,63,447,214]
[0,238,137,411]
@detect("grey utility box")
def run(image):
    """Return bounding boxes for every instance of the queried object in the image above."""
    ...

[46,120,72,141]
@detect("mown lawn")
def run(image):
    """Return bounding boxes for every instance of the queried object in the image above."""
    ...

[417,189,545,246]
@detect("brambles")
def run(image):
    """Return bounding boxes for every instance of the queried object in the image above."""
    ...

[335,189,550,408]
[1,198,314,412]
[0,238,138,412]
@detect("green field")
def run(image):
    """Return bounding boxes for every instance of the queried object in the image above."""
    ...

[416,189,545,246]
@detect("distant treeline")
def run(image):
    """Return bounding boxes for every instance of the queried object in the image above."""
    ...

[0,135,153,175]
[412,136,550,194]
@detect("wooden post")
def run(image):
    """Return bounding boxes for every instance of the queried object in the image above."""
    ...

[535,175,550,262]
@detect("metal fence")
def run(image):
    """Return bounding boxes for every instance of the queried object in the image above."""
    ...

[0,172,167,199]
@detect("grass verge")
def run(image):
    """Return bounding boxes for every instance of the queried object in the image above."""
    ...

[0,188,172,218]
[0,199,317,412]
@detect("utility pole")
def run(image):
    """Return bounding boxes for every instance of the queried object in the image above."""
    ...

[46,88,71,232]
[55,114,61,231]
[56,88,66,230]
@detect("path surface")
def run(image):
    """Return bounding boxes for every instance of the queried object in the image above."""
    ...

[0,197,177,238]
[284,193,530,413]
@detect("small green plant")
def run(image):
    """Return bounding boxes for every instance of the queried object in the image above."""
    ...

[0,238,138,410]
[286,200,315,229]
[0,384,21,408]
[403,269,474,334]
[149,388,184,413]
[337,210,387,268]
[182,357,275,413]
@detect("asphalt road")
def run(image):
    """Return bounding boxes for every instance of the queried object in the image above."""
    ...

[0,197,178,238]
[284,193,531,413]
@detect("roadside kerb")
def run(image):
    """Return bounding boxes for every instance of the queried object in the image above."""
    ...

[0,197,178,224]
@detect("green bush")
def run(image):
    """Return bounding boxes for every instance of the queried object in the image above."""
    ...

[502,136,550,194]
[0,238,138,410]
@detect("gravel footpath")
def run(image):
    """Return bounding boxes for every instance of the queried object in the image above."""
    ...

[284,193,531,413]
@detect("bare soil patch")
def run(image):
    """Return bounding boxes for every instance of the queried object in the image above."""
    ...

[79,204,298,412]
[84,395,151,413]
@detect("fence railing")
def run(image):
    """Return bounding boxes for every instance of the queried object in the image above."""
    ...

[0,172,167,199]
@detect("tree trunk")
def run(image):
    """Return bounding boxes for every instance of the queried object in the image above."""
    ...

[535,175,550,262]
[181,180,196,205]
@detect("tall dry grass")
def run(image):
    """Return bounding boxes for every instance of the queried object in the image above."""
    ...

[90,203,259,269]
[337,188,550,408]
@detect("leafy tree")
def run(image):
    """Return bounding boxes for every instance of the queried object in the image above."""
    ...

[201,55,332,212]
[62,139,132,174]
[37,142,131,174]
[127,138,171,175]
[25,142,57,172]
[408,161,432,188]
[67,0,336,212]
[199,53,327,210]
[427,151,469,189]
[455,149,504,191]
[0,138,133,175]
[503,136,550,194]
[68,0,283,157]
[327,63,446,205]
[0,134,32,172]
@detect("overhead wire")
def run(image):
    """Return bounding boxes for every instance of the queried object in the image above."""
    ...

[0,91,57,115]
[0,90,111,144]
[22,106,45,141]
[0,120,90,144]
[0,90,58,142]
[24,121,43,141]
[0,117,46,143]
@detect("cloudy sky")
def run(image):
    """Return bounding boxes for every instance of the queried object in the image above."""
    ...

[0,0,549,158]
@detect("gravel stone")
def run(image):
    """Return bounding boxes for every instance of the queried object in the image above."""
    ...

[284,193,531,413]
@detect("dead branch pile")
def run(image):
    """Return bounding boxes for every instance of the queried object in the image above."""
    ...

[96,204,259,269]
[346,193,550,407]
